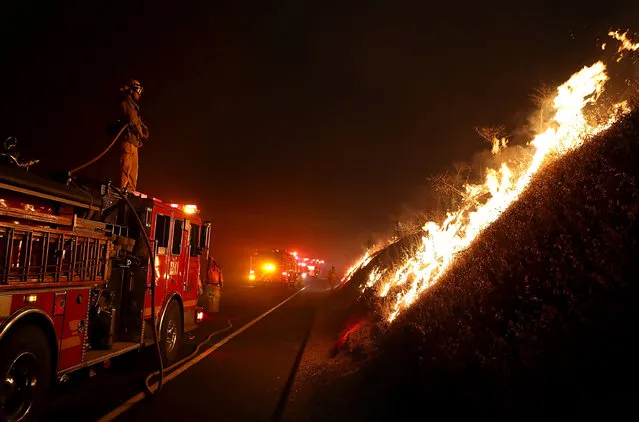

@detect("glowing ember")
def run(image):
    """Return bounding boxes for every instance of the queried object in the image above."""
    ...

[344,30,637,323]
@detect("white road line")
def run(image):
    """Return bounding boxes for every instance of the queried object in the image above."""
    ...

[98,287,307,422]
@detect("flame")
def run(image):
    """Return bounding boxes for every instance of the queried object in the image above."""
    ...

[342,250,374,283]
[342,237,400,285]
[608,30,639,62]
[491,137,508,155]
[345,31,637,323]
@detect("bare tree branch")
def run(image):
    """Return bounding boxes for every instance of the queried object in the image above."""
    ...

[529,82,555,107]
[474,126,508,154]
[474,125,506,144]
[529,82,556,132]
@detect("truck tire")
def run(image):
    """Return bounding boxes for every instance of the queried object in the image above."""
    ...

[161,300,182,365]
[0,325,52,422]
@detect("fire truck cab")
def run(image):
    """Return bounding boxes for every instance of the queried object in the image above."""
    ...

[0,163,210,421]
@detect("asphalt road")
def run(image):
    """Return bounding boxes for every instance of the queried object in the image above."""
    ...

[43,277,329,422]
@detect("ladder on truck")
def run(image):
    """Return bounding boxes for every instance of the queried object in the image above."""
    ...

[0,177,127,286]
[0,222,111,285]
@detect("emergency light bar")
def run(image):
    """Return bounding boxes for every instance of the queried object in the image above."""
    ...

[169,203,199,215]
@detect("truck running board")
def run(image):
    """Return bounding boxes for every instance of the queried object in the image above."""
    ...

[58,341,141,376]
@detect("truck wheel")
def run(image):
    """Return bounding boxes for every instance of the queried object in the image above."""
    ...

[0,325,52,422]
[161,300,182,365]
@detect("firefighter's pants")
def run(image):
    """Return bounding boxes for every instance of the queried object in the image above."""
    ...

[120,142,138,191]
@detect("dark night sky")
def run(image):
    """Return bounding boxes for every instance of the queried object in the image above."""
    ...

[1,0,638,276]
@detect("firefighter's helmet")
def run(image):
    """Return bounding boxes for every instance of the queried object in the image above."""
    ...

[121,79,144,96]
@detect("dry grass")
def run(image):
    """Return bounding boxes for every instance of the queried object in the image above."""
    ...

[300,107,639,421]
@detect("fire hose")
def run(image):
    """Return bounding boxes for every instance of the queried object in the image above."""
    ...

[64,118,236,396]
[89,129,233,397]
[68,123,129,177]
[112,186,235,398]
[111,185,165,394]
[143,320,233,392]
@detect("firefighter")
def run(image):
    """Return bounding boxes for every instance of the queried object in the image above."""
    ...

[327,266,338,291]
[207,257,224,287]
[117,79,149,191]
[200,256,223,312]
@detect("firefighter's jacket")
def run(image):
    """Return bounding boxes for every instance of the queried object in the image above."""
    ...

[206,260,223,286]
[119,95,149,147]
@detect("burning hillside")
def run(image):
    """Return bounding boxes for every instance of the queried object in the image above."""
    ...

[284,31,639,421]
[327,100,639,420]
[344,30,639,323]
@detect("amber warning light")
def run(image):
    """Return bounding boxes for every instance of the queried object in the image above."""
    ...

[169,203,199,214]
[183,204,198,214]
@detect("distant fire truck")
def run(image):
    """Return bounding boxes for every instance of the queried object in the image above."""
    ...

[248,249,298,284]
[296,257,324,278]
[0,160,210,420]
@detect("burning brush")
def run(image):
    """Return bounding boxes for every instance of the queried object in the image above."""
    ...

[343,30,639,323]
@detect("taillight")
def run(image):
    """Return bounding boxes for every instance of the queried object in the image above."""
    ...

[196,310,204,322]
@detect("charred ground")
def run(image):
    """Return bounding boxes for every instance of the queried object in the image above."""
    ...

[284,106,639,421]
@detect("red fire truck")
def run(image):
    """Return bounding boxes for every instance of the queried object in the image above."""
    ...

[248,249,298,284]
[0,162,210,420]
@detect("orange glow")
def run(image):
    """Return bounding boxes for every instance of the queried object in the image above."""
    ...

[347,30,637,323]
[154,255,161,280]
[335,319,363,350]
[608,30,639,61]
[183,204,198,214]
